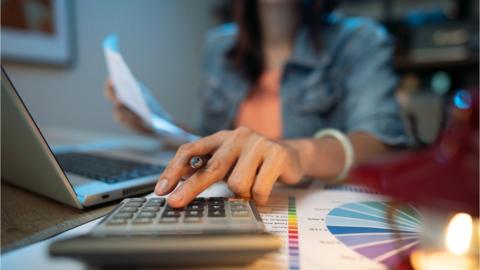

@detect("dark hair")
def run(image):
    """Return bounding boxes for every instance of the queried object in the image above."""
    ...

[226,0,339,83]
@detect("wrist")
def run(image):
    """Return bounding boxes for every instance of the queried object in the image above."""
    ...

[314,129,354,182]
[283,139,316,179]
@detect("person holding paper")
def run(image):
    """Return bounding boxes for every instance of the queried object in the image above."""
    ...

[105,0,408,207]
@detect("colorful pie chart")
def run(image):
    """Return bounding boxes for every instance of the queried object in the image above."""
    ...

[326,201,421,268]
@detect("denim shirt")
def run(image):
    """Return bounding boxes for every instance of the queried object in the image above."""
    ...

[197,15,408,145]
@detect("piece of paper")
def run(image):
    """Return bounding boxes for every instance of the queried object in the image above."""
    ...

[241,184,421,270]
[176,182,417,270]
[102,34,199,142]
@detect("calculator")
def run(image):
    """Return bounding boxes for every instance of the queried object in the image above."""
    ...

[49,197,281,267]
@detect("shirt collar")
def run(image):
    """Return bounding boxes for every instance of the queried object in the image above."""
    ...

[288,12,341,69]
[288,27,320,68]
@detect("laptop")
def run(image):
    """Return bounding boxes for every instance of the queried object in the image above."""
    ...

[1,66,167,208]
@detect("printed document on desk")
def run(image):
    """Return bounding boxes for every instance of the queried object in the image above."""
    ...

[242,182,421,270]
[102,34,198,143]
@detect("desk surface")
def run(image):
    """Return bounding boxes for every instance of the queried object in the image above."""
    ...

[1,182,116,252]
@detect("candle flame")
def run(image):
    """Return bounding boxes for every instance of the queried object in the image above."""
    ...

[445,213,473,255]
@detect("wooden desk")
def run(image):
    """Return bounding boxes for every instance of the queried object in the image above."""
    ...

[1,182,116,253]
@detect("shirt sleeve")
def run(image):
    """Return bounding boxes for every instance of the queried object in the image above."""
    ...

[342,21,408,146]
[196,23,238,136]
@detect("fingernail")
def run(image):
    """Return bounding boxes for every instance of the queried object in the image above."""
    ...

[169,192,184,203]
[155,178,169,194]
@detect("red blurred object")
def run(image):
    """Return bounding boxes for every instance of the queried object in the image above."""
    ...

[351,90,479,216]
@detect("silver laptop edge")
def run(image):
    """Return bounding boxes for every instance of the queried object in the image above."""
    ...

[1,67,161,208]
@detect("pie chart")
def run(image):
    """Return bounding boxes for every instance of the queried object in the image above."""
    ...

[326,201,421,268]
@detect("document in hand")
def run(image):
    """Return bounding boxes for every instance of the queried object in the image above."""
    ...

[102,34,199,142]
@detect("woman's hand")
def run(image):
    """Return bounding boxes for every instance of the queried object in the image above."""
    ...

[154,127,306,207]
[104,79,155,136]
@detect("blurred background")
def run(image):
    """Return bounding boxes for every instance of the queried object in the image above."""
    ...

[2,0,220,136]
[1,0,479,144]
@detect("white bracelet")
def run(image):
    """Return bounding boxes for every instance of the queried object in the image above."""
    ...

[314,128,354,182]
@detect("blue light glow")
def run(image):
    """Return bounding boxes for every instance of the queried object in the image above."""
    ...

[103,33,119,52]
[453,90,472,110]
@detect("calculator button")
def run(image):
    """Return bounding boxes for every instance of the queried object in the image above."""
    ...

[192,198,206,203]
[231,210,250,217]
[230,204,247,210]
[159,217,178,223]
[119,207,138,213]
[144,202,163,207]
[141,206,160,212]
[128,198,146,202]
[184,216,202,223]
[132,218,153,224]
[137,212,157,218]
[208,204,224,210]
[106,219,127,225]
[208,197,225,202]
[208,200,224,206]
[113,212,134,219]
[125,202,143,207]
[186,204,204,210]
[162,210,181,218]
[146,198,165,206]
[208,209,225,217]
[185,210,203,217]
[165,205,184,211]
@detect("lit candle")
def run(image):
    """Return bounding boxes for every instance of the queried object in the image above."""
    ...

[411,213,479,270]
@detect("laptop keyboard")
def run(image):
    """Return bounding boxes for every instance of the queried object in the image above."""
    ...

[55,152,165,184]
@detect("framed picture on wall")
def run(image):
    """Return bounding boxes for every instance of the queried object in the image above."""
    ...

[1,0,75,66]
